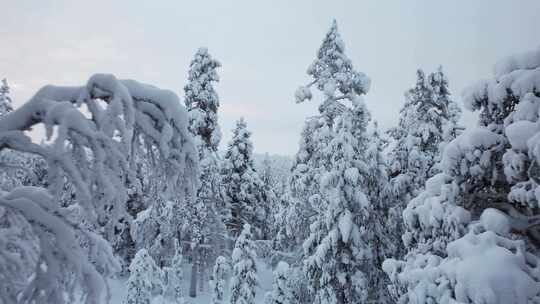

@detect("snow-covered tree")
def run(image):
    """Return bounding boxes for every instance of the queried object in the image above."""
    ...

[210,255,229,304]
[183,47,227,297]
[429,67,462,149]
[388,67,461,201]
[384,67,462,279]
[384,47,540,304]
[0,74,198,303]
[303,108,371,304]
[267,261,293,304]
[229,224,258,304]
[384,208,540,304]
[257,153,280,236]
[457,47,540,245]
[221,118,269,238]
[274,118,322,255]
[164,240,185,304]
[495,49,540,250]
[184,47,222,150]
[125,249,163,304]
[285,18,371,259]
[0,78,35,192]
[296,20,373,304]
[256,152,291,199]
[294,20,370,119]
[0,78,12,117]
[363,122,395,303]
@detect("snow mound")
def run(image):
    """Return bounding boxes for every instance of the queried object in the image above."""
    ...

[462,47,540,110]
[494,48,540,78]
[479,208,510,235]
[445,231,540,304]
[505,120,539,151]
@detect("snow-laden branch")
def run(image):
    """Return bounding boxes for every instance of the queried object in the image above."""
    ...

[0,74,198,304]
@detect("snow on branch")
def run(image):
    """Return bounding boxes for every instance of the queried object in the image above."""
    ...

[0,74,198,304]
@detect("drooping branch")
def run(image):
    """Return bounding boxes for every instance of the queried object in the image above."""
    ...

[0,73,199,304]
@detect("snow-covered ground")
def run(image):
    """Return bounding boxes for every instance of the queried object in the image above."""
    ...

[110,259,274,304]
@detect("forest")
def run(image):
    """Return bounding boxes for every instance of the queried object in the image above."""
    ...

[0,19,539,304]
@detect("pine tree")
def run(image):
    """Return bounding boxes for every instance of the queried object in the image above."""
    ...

[220,118,268,238]
[184,47,222,150]
[297,20,373,304]
[229,224,258,304]
[267,261,293,304]
[125,249,163,304]
[0,78,12,117]
[183,47,225,297]
[210,256,229,304]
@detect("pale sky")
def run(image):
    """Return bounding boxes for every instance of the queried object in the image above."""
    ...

[1,0,539,155]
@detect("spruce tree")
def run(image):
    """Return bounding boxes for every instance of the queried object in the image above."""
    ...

[296,20,373,304]
[259,153,279,237]
[385,67,462,265]
[220,118,268,238]
[287,18,371,260]
[0,78,12,117]
[364,122,394,303]
[125,249,163,304]
[303,108,371,304]
[275,118,323,254]
[229,224,258,304]
[210,256,229,304]
[389,68,460,198]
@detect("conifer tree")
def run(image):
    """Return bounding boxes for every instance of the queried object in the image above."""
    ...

[303,109,371,304]
[185,47,222,150]
[385,67,462,266]
[125,249,163,304]
[210,256,229,304]
[220,119,269,238]
[184,47,225,297]
[0,78,12,117]
[296,20,373,304]
[389,68,460,198]
[364,122,394,303]
[229,224,258,304]
[164,240,185,304]
[384,47,540,304]
[267,261,293,304]
[275,118,323,254]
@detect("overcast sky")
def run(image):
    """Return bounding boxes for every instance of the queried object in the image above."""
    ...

[2,0,539,155]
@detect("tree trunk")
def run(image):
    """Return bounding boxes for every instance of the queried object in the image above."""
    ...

[189,248,198,298]
[198,261,205,293]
